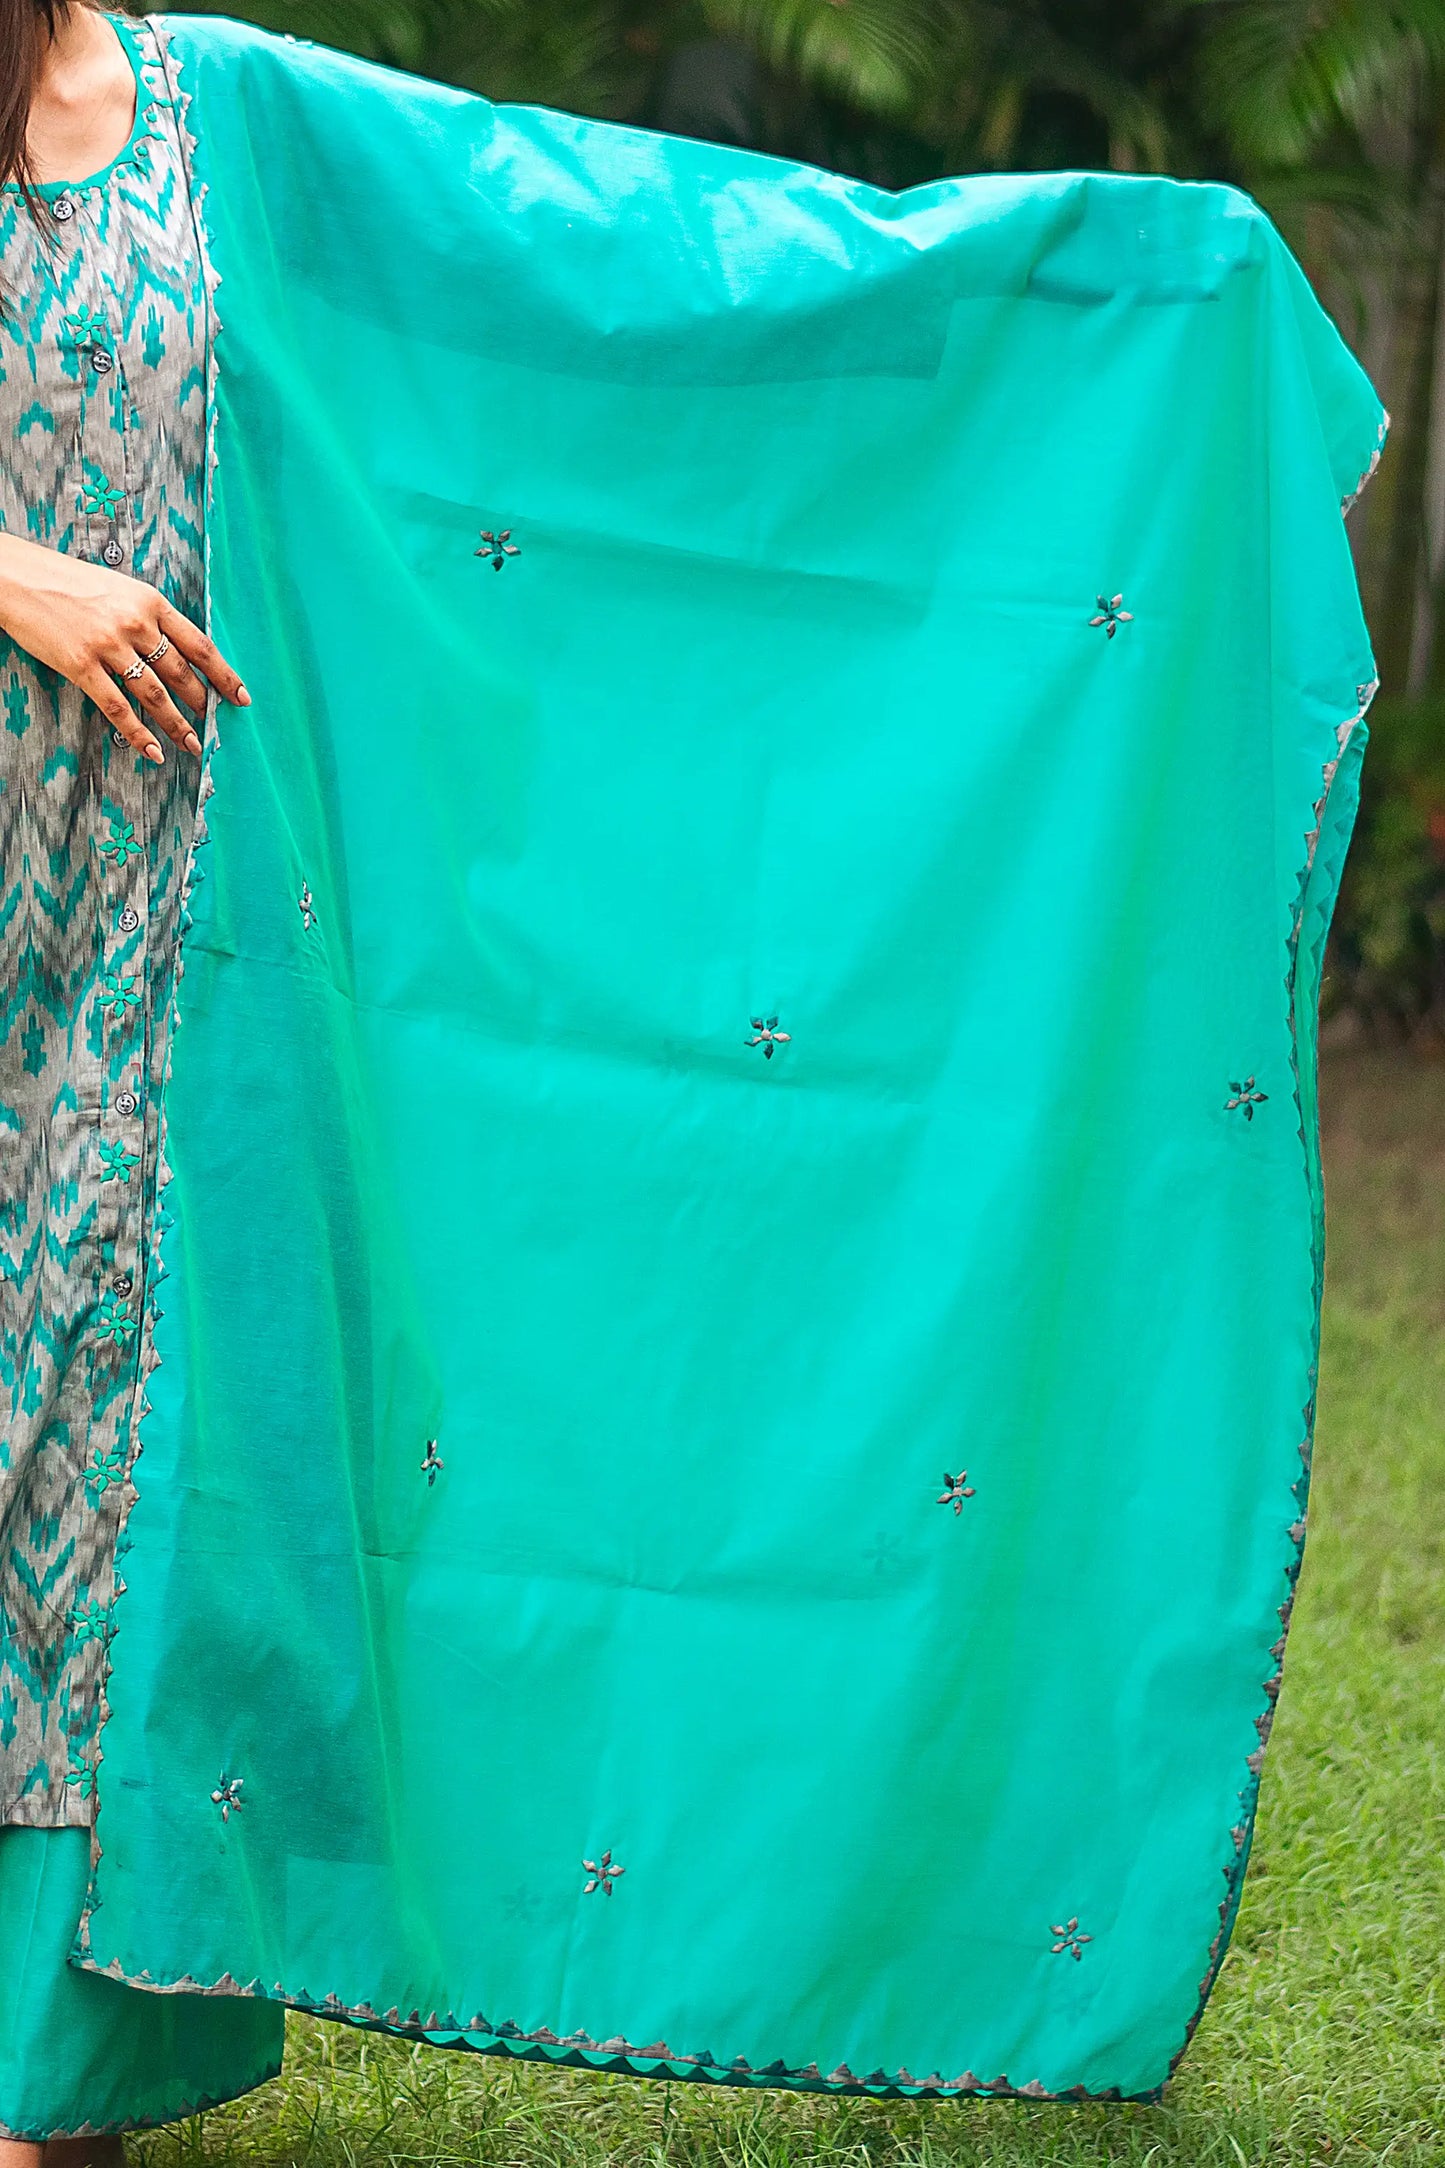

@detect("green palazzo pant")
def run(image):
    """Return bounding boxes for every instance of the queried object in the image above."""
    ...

[0,1829,284,2140]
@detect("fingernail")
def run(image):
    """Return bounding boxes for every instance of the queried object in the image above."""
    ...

[144,742,164,765]
[236,683,251,706]
[184,730,202,754]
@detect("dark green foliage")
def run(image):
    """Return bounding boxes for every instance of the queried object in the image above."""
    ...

[1330,697,1445,1038]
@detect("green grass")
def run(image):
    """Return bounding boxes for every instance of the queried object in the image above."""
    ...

[139,1051,1445,2168]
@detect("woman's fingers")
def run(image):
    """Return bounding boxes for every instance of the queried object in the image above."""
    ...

[76,662,163,766]
[156,601,249,706]
[150,636,210,718]
[132,660,203,754]
[104,644,199,756]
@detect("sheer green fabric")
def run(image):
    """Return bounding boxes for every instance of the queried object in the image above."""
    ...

[79,15,1385,2102]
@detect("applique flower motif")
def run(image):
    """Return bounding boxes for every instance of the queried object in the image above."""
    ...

[298,883,317,931]
[1225,1076,1268,1119]
[475,529,520,570]
[99,970,140,1015]
[936,1470,976,1515]
[80,468,125,520]
[96,1293,136,1346]
[503,1886,539,1923]
[99,818,141,866]
[99,1137,139,1184]
[66,1744,96,1799]
[747,1016,791,1059]
[68,1598,113,1648]
[863,1533,900,1574]
[583,1849,624,1896]
[1089,594,1133,638]
[1051,1917,1092,1960]
[62,307,107,347]
[420,1440,444,1486]
[85,1443,127,1499]
[212,1775,244,1821]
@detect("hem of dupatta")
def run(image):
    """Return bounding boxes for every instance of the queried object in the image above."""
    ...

[75,17,228,1970]
[68,1960,1165,2104]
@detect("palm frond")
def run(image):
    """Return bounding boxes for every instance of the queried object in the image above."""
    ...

[1180,0,1445,162]
[700,0,953,120]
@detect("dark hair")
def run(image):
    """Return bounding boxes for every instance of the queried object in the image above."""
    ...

[1,0,77,204]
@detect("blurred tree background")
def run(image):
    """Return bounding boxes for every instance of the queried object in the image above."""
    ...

[160,0,1445,1034]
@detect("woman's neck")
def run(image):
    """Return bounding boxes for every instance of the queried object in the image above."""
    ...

[28,5,134,185]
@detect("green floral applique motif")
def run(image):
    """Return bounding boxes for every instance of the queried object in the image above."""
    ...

[96,1293,136,1346]
[98,1138,139,1183]
[68,1598,113,1648]
[62,307,107,347]
[65,1744,96,1798]
[99,817,142,865]
[84,1444,127,1500]
[99,970,140,1015]
[420,1439,444,1486]
[80,467,126,520]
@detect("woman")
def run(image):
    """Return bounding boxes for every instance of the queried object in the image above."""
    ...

[0,0,286,2150]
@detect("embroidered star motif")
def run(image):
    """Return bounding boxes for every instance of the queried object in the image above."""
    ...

[476,528,520,570]
[936,1470,976,1515]
[583,1848,624,1896]
[212,1775,244,1820]
[1051,1917,1092,1960]
[1225,1076,1268,1119]
[746,1016,791,1059]
[1088,593,1133,638]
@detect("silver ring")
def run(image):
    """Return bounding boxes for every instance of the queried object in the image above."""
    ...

[121,658,146,682]
[143,635,170,666]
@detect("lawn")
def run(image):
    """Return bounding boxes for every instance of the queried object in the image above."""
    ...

[139,1050,1445,2168]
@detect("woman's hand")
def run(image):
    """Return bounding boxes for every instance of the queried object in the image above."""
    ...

[0,533,249,765]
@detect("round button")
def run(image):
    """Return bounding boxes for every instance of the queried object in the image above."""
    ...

[118,905,139,932]
[52,194,75,223]
[91,348,114,375]
[102,537,125,568]
[111,1274,133,1297]
[114,1091,138,1116]
[111,729,127,748]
